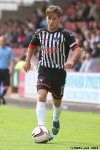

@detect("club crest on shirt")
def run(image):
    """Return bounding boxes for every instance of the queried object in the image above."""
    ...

[54,37,60,41]
[39,79,43,82]
[38,78,44,82]
[70,33,73,36]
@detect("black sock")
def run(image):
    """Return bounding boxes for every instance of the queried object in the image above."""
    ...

[1,89,7,98]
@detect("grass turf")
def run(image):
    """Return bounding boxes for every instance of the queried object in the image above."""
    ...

[0,106,100,150]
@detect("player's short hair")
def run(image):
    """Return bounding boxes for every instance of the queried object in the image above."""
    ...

[45,5,62,18]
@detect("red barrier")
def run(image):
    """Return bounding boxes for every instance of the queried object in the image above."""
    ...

[18,71,25,97]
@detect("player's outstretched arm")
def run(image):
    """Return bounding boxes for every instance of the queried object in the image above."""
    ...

[23,47,35,73]
[64,47,82,69]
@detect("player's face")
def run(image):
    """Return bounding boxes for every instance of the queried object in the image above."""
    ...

[46,13,60,32]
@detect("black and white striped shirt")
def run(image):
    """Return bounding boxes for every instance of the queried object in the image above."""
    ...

[29,27,78,69]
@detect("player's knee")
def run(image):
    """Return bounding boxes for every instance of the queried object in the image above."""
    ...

[53,99,61,107]
[38,94,46,102]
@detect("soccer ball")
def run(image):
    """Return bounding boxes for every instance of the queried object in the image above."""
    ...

[32,126,50,143]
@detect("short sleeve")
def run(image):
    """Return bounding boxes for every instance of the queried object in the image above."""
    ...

[9,48,14,61]
[67,32,79,51]
[30,29,40,47]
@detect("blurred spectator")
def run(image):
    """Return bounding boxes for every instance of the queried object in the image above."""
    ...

[71,23,82,34]
[16,27,26,47]
[31,2,47,29]
[79,50,100,72]
[87,0,100,22]
[92,41,100,72]
[95,29,100,43]
[11,27,18,48]
[91,22,100,30]
[15,55,26,71]
[23,24,33,47]
[13,20,22,28]
[40,17,47,28]
[4,26,14,46]
[74,32,84,47]
[37,1,47,18]
[76,0,90,21]
[32,10,43,29]
[91,41,100,58]
[62,0,100,22]
[90,30,100,48]
[83,30,91,42]
[83,41,92,53]
[24,18,35,31]
[76,0,84,21]
[66,2,77,21]
[81,22,90,33]
[0,22,8,36]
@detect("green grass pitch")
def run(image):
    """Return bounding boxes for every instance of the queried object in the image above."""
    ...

[0,106,100,150]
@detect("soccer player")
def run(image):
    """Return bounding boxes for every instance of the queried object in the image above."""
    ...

[0,36,14,104]
[24,5,81,140]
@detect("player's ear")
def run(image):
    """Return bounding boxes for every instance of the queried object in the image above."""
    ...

[59,17,61,22]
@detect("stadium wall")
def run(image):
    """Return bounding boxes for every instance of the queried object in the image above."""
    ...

[0,1,49,24]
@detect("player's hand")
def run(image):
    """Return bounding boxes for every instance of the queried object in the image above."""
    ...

[9,67,14,74]
[64,60,74,69]
[23,62,31,73]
